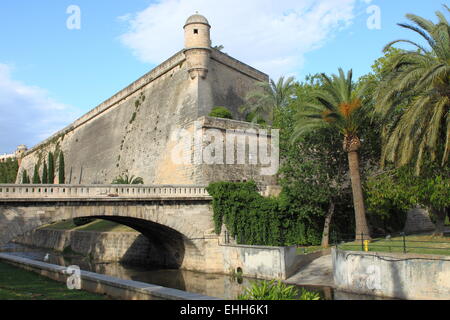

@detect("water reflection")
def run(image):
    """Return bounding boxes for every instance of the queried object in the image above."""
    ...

[0,243,392,300]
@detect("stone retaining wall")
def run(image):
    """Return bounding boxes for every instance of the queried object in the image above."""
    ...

[14,228,304,280]
[14,229,156,265]
[332,248,450,300]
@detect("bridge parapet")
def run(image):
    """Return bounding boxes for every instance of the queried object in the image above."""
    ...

[0,185,211,200]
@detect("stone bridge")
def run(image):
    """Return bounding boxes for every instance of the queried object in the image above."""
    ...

[0,184,223,272]
[0,184,301,280]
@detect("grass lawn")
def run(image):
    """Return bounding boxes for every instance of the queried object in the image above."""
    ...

[0,262,109,300]
[43,219,136,233]
[41,219,78,230]
[296,246,323,255]
[75,220,136,232]
[338,234,450,256]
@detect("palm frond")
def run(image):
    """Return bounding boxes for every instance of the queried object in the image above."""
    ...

[397,23,435,48]
[383,39,429,53]
[405,13,435,34]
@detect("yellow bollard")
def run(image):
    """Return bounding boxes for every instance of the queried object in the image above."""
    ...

[364,240,369,252]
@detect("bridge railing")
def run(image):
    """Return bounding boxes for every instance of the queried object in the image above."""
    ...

[0,185,211,200]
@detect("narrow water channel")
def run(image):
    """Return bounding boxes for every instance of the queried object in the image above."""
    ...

[0,243,391,300]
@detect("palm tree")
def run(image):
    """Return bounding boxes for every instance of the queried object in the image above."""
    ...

[112,174,144,185]
[293,68,371,240]
[375,6,450,174]
[241,76,296,124]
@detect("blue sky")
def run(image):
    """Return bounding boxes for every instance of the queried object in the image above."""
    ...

[0,0,446,153]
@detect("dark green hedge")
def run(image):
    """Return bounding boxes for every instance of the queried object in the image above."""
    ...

[0,159,18,183]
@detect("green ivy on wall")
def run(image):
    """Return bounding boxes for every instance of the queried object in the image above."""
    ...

[207,181,326,246]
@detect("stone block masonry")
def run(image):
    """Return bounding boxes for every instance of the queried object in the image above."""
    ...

[14,229,159,265]
[14,228,304,280]
[0,198,305,280]
[16,14,274,188]
[403,207,436,234]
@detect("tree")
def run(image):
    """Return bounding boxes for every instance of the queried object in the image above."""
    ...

[32,164,41,184]
[293,68,371,240]
[42,161,48,184]
[21,170,30,184]
[275,77,353,247]
[279,130,349,247]
[241,76,296,124]
[374,6,450,174]
[112,174,144,185]
[48,152,55,184]
[58,152,65,184]
[0,159,19,184]
[366,164,449,236]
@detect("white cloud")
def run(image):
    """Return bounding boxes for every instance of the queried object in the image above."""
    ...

[0,64,80,153]
[119,0,357,78]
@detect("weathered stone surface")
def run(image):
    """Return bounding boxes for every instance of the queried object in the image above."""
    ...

[0,201,303,279]
[0,201,213,271]
[14,229,161,265]
[332,248,450,300]
[403,207,436,234]
[16,16,273,187]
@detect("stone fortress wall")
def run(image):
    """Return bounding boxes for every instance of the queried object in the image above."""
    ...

[1,145,27,164]
[17,14,274,187]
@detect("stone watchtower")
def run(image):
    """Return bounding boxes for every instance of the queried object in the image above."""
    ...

[15,145,27,166]
[183,13,212,79]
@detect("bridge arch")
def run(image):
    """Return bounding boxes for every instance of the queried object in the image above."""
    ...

[0,185,217,270]
[0,200,215,269]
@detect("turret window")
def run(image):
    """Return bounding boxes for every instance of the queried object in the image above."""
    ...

[194,29,198,34]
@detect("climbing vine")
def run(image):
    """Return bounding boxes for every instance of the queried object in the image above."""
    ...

[207,181,329,246]
[118,92,146,167]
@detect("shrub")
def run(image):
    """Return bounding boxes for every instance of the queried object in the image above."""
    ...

[238,280,321,300]
[298,288,322,300]
[112,174,144,185]
[245,112,266,125]
[129,112,137,124]
[209,107,233,119]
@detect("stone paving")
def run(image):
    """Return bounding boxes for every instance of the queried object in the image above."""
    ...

[285,254,334,287]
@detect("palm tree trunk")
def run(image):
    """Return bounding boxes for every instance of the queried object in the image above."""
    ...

[347,150,371,241]
[321,200,335,248]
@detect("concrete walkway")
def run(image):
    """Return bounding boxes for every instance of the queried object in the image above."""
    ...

[285,254,334,287]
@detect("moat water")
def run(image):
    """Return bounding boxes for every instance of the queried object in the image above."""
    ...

[0,243,391,300]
